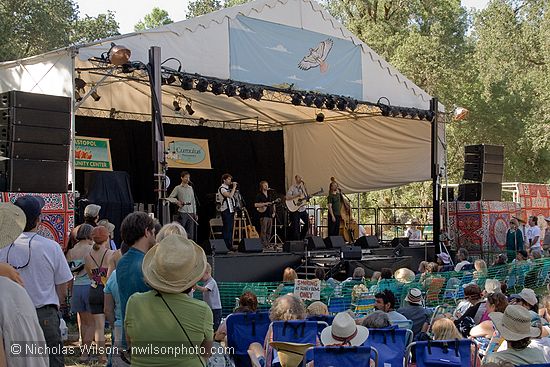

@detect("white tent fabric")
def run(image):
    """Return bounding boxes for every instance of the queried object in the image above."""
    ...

[0,0,445,193]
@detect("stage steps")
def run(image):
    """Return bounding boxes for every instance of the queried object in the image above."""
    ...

[296,251,343,279]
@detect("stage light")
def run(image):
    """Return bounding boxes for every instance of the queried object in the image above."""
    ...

[251,87,263,101]
[185,103,195,115]
[75,91,82,102]
[325,96,336,110]
[211,81,223,95]
[347,99,358,111]
[107,43,131,65]
[196,78,209,92]
[336,97,347,111]
[313,96,325,109]
[162,74,176,85]
[303,94,315,107]
[75,78,86,91]
[316,112,325,123]
[418,110,427,120]
[239,86,251,99]
[198,117,207,126]
[409,108,418,119]
[291,93,302,106]
[453,107,469,121]
[180,76,193,90]
[225,84,237,97]
[426,111,435,122]
[109,108,118,119]
[173,99,181,112]
[90,90,101,102]
[401,109,408,118]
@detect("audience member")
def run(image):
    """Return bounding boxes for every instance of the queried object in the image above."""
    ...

[215,291,258,342]
[155,221,188,242]
[507,218,525,262]
[484,305,546,365]
[510,288,538,314]
[394,268,415,284]
[370,271,382,282]
[116,212,156,349]
[454,248,471,272]
[0,196,72,367]
[455,284,485,330]
[470,292,508,338]
[526,215,542,256]
[436,252,451,272]
[314,267,325,281]
[544,216,550,256]
[196,263,222,331]
[539,295,550,324]
[0,202,48,367]
[125,235,212,366]
[380,267,393,280]
[362,310,391,329]
[473,259,488,279]
[306,301,329,317]
[321,312,369,346]
[417,261,429,275]
[432,318,482,366]
[375,289,407,322]
[397,288,430,336]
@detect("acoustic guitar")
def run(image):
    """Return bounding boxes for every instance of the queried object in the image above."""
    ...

[243,208,260,238]
[285,188,324,212]
[256,198,281,213]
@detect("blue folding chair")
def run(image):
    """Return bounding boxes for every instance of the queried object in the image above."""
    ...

[517,364,550,367]
[390,319,413,330]
[306,314,335,325]
[364,327,411,367]
[226,311,271,367]
[328,296,352,314]
[406,339,477,367]
[272,320,322,344]
[304,345,378,367]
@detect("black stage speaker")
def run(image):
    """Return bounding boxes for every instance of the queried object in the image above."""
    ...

[341,246,362,260]
[443,187,455,202]
[238,238,263,253]
[391,237,410,247]
[0,91,71,112]
[307,236,326,250]
[356,235,380,249]
[0,159,68,193]
[0,141,69,161]
[464,144,504,183]
[209,239,228,255]
[458,182,502,201]
[283,241,305,253]
[324,235,345,249]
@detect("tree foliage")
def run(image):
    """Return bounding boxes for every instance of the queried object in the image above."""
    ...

[72,11,120,44]
[186,0,249,18]
[134,7,173,32]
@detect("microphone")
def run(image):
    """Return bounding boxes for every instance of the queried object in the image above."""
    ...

[267,188,276,191]
[188,180,193,186]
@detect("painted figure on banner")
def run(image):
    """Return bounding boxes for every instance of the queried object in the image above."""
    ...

[168,171,197,241]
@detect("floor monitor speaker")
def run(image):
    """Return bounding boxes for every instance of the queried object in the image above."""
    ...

[209,239,228,255]
[324,235,345,249]
[341,246,362,260]
[283,241,305,253]
[238,238,263,253]
[307,236,326,250]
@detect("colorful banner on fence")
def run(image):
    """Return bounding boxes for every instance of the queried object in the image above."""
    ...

[75,136,113,171]
[165,137,212,169]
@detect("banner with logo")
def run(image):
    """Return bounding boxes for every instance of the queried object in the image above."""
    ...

[165,137,212,169]
[75,136,113,171]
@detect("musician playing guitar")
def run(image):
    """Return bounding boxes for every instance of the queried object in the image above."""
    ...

[327,180,342,236]
[254,181,275,248]
[167,170,197,241]
[286,175,310,241]
[219,173,238,251]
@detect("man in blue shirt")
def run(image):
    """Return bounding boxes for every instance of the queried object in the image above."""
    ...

[116,212,156,348]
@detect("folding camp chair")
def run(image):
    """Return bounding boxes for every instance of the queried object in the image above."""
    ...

[405,339,478,367]
[364,327,411,367]
[390,319,413,330]
[226,311,271,367]
[306,314,334,325]
[328,296,352,314]
[272,320,327,345]
[303,345,378,367]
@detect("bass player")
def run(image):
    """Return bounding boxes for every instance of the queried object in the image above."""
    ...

[254,181,275,248]
[286,175,309,241]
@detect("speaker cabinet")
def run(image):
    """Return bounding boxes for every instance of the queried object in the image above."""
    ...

[0,141,69,161]
[0,159,68,193]
[307,236,326,251]
[1,108,71,130]
[463,144,504,183]
[355,235,380,249]
[391,237,410,248]
[238,238,263,253]
[324,236,345,249]
[283,241,305,254]
[458,182,502,201]
[209,239,228,255]
[0,91,71,113]
[341,246,362,260]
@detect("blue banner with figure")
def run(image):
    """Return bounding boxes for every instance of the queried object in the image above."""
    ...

[229,15,363,99]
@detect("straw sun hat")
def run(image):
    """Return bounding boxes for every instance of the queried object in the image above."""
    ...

[142,234,207,294]
[489,304,540,341]
[394,268,415,283]
[269,342,314,367]
[0,203,26,249]
[320,312,369,346]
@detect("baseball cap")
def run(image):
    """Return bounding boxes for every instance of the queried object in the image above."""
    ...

[14,195,45,221]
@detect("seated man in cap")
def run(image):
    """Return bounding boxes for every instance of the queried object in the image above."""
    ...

[397,288,431,336]
[0,196,73,367]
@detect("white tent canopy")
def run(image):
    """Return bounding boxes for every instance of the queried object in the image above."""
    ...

[0,0,445,193]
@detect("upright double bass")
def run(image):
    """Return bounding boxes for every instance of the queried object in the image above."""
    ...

[329,177,359,243]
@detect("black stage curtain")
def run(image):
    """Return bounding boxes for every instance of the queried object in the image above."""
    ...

[75,116,285,243]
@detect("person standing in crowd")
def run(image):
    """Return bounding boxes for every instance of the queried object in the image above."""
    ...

[98,219,117,250]
[254,180,275,249]
[286,175,309,241]
[84,204,101,227]
[195,263,222,332]
[116,212,156,350]
[66,224,95,363]
[0,202,49,367]
[526,215,542,256]
[327,180,342,237]
[85,226,113,364]
[543,217,550,256]
[219,173,237,251]
[507,218,525,262]
[125,235,212,366]
[168,171,198,242]
[0,196,72,367]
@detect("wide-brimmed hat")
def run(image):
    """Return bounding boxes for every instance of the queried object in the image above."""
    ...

[484,279,502,294]
[490,305,540,341]
[437,252,451,264]
[394,268,415,283]
[511,288,538,306]
[320,312,369,346]
[142,234,207,294]
[269,342,314,367]
[0,203,26,248]
[405,288,423,305]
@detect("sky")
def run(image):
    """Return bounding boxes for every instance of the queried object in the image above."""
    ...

[74,0,491,35]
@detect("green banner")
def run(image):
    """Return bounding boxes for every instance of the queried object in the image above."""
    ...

[75,136,113,171]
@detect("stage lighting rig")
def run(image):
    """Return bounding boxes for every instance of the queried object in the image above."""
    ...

[180,76,193,90]
[313,95,325,109]
[196,78,209,92]
[225,84,237,97]
[336,97,347,111]
[303,94,315,107]
[316,112,325,122]
[291,93,302,106]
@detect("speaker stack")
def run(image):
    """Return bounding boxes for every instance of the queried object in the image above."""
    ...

[0,91,71,193]
[459,144,504,201]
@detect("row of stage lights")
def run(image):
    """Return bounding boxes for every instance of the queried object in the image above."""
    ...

[378,103,435,121]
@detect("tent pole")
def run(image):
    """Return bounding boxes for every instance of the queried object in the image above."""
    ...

[431,98,441,254]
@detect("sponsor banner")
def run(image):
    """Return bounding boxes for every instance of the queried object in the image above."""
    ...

[165,137,212,169]
[75,136,112,171]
